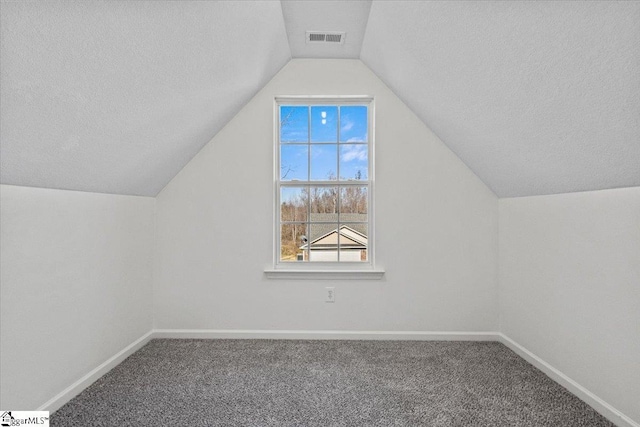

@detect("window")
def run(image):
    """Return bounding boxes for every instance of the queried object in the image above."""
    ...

[273,97,376,273]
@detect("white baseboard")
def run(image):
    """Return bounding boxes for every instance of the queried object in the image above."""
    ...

[499,333,639,427]
[38,331,154,413]
[152,329,500,341]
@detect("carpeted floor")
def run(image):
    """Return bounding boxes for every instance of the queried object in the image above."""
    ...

[51,339,613,426]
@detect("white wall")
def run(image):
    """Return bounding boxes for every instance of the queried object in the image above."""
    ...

[499,187,640,424]
[154,59,498,332]
[0,185,155,409]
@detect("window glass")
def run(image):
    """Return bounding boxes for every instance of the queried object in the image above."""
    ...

[280,145,308,181]
[277,101,371,263]
[339,145,368,180]
[339,106,368,143]
[310,145,338,181]
[280,106,308,143]
[311,106,338,143]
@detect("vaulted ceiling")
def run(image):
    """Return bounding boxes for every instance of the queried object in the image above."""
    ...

[2,1,639,197]
[1,1,290,196]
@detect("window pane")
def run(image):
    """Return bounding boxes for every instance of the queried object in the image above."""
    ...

[280,106,308,143]
[339,187,367,216]
[280,145,308,181]
[281,187,308,222]
[281,223,307,262]
[339,144,368,180]
[339,223,368,262]
[309,187,338,218]
[276,100,372,267]
[308,222,339,262]
[340,106,368,143]
[310,144,337,181]
[311,106,338,143]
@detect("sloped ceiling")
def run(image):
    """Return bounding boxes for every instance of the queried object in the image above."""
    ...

[361,1,640,197]
[0,1,290,196]
[1,1,639,198]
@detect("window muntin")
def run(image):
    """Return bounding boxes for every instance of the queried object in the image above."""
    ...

[276,98,373,265]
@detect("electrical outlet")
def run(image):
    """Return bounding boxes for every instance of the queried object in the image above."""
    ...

[325,287,335,303]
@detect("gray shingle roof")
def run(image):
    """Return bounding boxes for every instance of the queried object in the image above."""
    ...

[308,213,367,241]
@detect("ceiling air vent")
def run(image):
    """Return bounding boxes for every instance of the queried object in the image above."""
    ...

[306,31,346,45]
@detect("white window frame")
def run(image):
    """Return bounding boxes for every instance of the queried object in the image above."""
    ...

[265,96,384,280]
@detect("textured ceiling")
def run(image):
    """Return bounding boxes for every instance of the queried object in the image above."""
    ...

[281,0,372,58]
[1,1,639,198]
[361,1,640,197]
[0,1,290,196]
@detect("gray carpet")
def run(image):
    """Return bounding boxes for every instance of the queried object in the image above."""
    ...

[51,339,613,426]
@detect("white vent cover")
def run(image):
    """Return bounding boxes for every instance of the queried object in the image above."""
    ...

[306,31,346,44]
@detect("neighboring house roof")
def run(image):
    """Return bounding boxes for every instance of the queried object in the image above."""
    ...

[301,224,368,250]
[307,213,367,242]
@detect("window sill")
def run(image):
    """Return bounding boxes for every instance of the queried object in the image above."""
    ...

[264,269,385,280]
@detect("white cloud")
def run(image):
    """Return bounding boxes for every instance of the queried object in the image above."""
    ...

[341,145,367,162]
[346,137,366,142]
[341,119,354,132]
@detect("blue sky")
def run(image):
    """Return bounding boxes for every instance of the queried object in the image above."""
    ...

[280,106,308,142]
[339,106,367,142]
[280,105,368,181]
